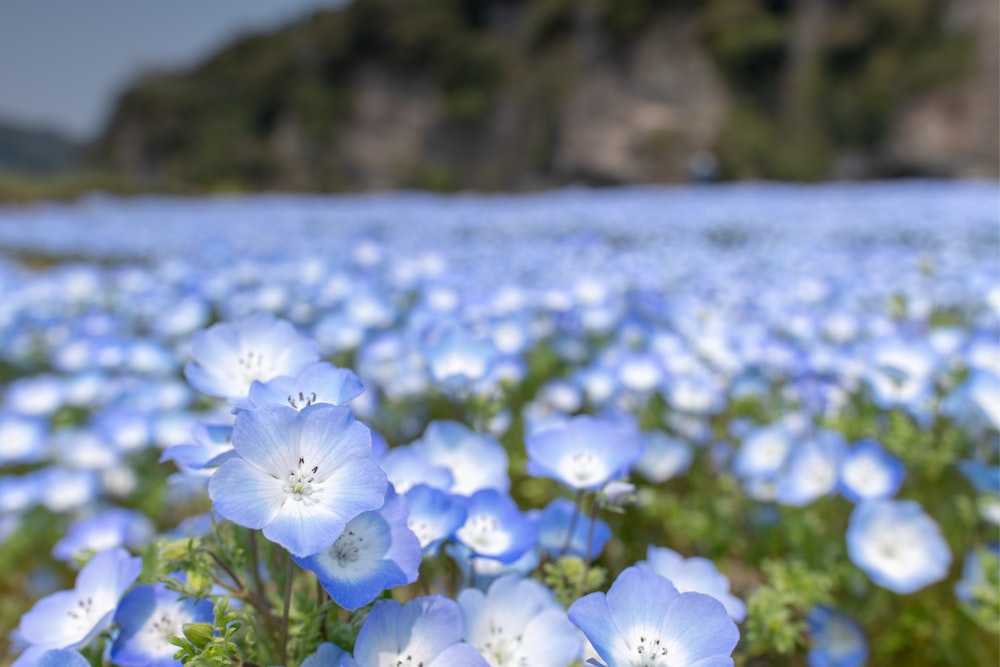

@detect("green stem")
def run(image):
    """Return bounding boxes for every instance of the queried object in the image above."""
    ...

[281,552,293,667]
[559,489,586,557]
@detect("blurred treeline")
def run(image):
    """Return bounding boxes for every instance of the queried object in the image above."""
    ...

[5,0,998,199]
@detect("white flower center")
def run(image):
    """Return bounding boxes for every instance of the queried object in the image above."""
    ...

[332,529,366,566]
[282,456,320,502]
[407,518,435,548]
[478,623,527,667]
[632,634,669,667]
[286,390,318,410]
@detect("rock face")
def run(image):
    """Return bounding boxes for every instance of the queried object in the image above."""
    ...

[887,0,998,178]
[95,0,998,190]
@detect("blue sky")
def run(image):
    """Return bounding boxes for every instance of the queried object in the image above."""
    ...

[0,0,350,140]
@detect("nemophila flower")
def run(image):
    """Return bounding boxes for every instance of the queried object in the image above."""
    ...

[241,361,364,411]
[954,544,1000,609]
[302,642,351,667]
[806,606,867,667]
[18,547,142,651]
[637,546,745,622]
[459,575,581,667]
[455,490,536,563]
[12,648,90,667]
[294,487,421,610]
[447,544,540,590]
[381,447,454,495]
[838,440,904,503]
[732,423,794,481]
[774,431,845,507]
[351,596,488,667]
[424,327,499,390]
[568,567,739,667]
[34,467,100,513]
[846,499,951,594]
[632,431,693,483]
[53,508,154,562]
[184,313,319,401]
[0,413,47,465]
[110,583,213,667]
[4,374,65,416]
[405,484,468,556]
[530,497,611,561]
[160,422,236,474]
[412,421,510,495]
[209,403,388,558]
[526,415,643,491]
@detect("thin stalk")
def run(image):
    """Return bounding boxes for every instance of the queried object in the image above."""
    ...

[581,499,601,586]
[281,552,293,667]
[249,529,267,601]
[559,489,586,557]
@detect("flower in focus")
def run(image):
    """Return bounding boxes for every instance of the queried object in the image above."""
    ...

[209,404,388,557]
[568,567,739,667]
[637,546,745,622]
[294,487,421,610]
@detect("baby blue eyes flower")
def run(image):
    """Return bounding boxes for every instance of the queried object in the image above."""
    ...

[526,415,644,491]
[184,312,320,401]
[351,596,488,667]
[110,583,213,667]
[405,484,468,556]
[18,547,142,651]
[208,403,388,558]
[568,567,739,667]
[243,361,364,411]
[838,440,904,503]
[458,575,581,667]
[637,546,745,623]
[846,499,951,594]
[455,489,536,564]
[294,487,421,611]
[806,606,867,667]
[531,497,611,561]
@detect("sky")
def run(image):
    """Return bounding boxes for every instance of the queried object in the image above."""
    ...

[0,0,350,141]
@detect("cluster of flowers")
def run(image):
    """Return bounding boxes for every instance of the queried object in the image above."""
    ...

[0,183,997,666]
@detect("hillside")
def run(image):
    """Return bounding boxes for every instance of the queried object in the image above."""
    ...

[94,0,999,191]
[0,119,81,174]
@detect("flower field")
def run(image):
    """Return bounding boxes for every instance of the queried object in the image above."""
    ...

[0,182,998,666]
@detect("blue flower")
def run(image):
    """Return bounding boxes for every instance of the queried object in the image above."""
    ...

[846,499,951,594]
[294,487,421,610]
[530,497,611,561]
[637,546,745,623]
[242,361,364,411]
[302,643,351,667]
[806,606,867,667]
[838,440,904,503]
[526,415,643,491]
[632,431,693,483]
[458,575,581,667]
[184,313,319,401]
[455,489,536,564]
[405,484,468,557]
[208,403,388,557]
[568,567,739,667]
[111,583,214,667]
[18,548,142,651]
[12,648,90,667]
[412,421,510,496]
[351,596,488,667]
[774,431,845,507]
[52,508,154,562]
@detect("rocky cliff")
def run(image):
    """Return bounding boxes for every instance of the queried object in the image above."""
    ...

[95,0,998,191]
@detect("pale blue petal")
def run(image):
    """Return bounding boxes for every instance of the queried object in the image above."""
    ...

[427,643,488,667]
[662,593,739,665]
[209,459,286,530]
[231,404,301,475]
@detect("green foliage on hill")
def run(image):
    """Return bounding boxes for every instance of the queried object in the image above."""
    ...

[92,0,974,190]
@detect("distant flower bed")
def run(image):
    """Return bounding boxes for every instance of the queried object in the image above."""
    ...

[1,183,998,667]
